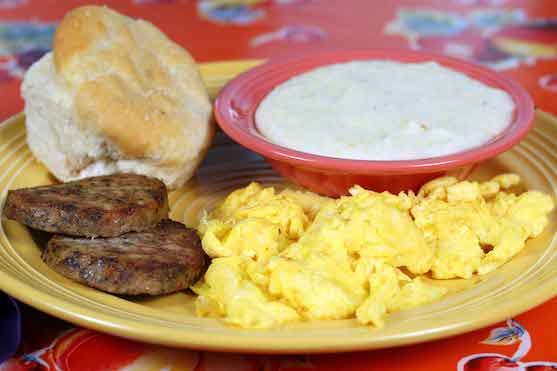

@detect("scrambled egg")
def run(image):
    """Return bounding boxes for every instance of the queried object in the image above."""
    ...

[192,175,554,328]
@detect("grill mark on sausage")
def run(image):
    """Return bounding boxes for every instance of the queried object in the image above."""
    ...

[3,174,169,237]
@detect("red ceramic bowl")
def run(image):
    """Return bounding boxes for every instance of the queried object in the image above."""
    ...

[214,49,535,197]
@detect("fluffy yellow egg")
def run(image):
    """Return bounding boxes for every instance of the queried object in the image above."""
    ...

[192,175,554,328]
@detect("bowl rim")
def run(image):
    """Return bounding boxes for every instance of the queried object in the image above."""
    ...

[214,48,535,175]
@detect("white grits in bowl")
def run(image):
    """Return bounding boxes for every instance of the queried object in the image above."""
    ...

[255,61,516,161]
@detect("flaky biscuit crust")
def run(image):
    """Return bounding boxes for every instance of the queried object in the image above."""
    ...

[53,6,213,167]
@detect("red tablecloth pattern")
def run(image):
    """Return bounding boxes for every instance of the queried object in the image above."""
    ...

[1,0,557,370]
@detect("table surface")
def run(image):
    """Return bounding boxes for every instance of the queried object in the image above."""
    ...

[1,0,557,370]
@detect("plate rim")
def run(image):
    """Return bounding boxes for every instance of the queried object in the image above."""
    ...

[1,72,557,354]
[2,245,556,354]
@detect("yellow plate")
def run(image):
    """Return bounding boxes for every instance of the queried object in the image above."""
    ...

[1,61,557,354]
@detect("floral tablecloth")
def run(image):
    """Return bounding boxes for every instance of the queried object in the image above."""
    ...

[1,0,557,370]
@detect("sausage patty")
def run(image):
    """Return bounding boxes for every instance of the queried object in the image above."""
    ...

[43,220,208,295]
[4,174,168,237]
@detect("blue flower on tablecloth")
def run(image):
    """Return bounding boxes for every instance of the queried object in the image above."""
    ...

[251,25,326,47]
[0,22,54,56]
[197,0,266,25]
[385,9,468,38]
[481,319,525,345]
[469,9,525,29]
[458,319,557,370]
[197,0,310,25]
[385,8,557,71]
[0,0,28,8]
[0,22,55,80]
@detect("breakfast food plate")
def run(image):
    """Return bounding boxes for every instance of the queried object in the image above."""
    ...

[0,61,557,354]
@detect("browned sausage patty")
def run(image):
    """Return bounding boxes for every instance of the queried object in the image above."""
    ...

[3,174,168,237]
[43,220,208,295]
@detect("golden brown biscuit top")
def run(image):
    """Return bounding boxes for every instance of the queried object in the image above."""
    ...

[53,6,211,165]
